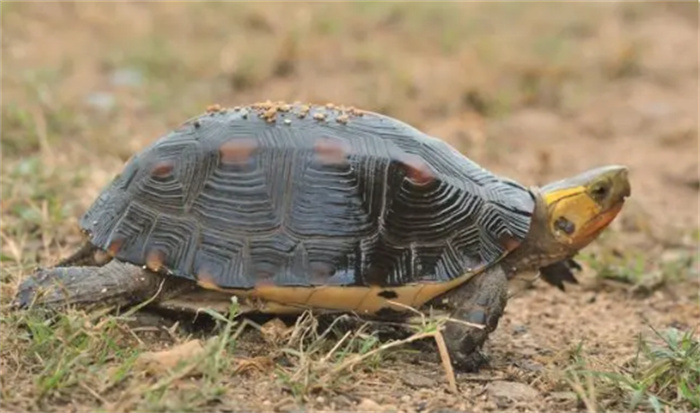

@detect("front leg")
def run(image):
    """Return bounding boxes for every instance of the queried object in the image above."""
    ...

[437,265,508,371]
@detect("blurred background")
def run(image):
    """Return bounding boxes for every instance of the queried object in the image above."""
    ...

[1,3,698,412]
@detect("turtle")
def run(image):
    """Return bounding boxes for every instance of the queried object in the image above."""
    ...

[14,101,631,370]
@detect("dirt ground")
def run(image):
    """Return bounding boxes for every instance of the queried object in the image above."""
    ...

[1,2,698,413]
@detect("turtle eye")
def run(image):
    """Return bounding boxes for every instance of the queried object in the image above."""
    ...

[554,216,576,235]
[591,183,609,201]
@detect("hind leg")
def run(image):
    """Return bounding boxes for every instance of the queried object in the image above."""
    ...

[14,260,173,310]
[438,265,508,371]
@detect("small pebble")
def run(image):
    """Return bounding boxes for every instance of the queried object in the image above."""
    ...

[357,399,382,411]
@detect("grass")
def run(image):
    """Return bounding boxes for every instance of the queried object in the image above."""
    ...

[579,244,699,296]
[1,297,462,411]
[1,299,249,411]
[271,308,466,400]
[562,327,700,413]
[1,308,141,410]
[273,314,386,399]
[8,293,696,412]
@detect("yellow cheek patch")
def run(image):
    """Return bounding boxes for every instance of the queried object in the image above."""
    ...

[547,188,602,240]
[546,185,625,247]
[552,196,601,228]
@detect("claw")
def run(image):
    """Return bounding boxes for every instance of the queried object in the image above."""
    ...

[13,276,42,309]
[451,349,490,372]
[539,258,581,291]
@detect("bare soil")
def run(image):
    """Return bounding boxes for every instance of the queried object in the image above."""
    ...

[1,2,698,412]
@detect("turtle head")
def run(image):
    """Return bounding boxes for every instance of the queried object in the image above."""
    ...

[504,165,630,282]
[540,165,630,251]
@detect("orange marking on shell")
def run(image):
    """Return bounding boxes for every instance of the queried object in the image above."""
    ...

[314,137,351,165]
[146,250,166,272]
[197,270,220,290]
[107,238,124,257]
[219,139,258,165]
[151,161,174,178]
[498,233,521,252]
[400,154,436,185]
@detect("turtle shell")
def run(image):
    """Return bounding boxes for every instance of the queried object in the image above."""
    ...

[81,102,535,312]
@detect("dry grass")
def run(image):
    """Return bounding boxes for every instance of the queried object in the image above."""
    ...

[1,2,698,412]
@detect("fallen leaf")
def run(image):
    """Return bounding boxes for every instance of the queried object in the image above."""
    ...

[234,356,274,374]
[137,339,204,375]
[260,318,293,344]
